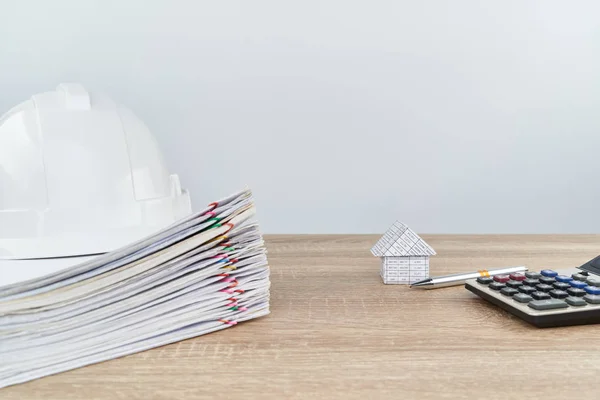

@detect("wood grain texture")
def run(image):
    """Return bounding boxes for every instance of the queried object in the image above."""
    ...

[4,234,600,400]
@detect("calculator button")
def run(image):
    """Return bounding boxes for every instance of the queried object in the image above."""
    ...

[506,280,523,289]
[541,269,558,278]
[489,282,506,291]
[539,276,556,285]
[569,280,588,289]
[525,272,541,279]
[500,287,519,297]
[552,282,571,291]
[528,299,568,310]
[572,273,589,281]
[513,293,533,303]
[566,296,587,307]
[523,278,540,286]
[493,275,510,283]
[584,286,600,295]
[477,277,493,284]
[567,288,586,297]
[536,284,553,293]
[549,290,568,299]
[555,275,573,283]
[584,295,600,304]
[586,277,600,287]
[518,285,537,295]
[531,291,551,300]
[509,273,526,281]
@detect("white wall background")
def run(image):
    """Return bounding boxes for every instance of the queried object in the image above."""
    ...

[1,0,599,234]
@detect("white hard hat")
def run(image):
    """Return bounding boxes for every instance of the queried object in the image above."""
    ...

[0,83,192,279]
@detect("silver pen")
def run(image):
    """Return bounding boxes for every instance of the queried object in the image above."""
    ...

[410,266,528,289]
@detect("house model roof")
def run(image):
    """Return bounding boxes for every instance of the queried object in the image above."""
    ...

[370,221,436,257]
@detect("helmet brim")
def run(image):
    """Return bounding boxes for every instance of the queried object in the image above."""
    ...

[0,255,98,288]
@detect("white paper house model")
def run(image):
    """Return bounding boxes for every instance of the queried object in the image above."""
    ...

[371,221,436,284]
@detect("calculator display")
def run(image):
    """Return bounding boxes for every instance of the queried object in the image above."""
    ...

[578,256,600,276]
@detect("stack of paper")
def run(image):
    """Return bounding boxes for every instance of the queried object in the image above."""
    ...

[0,189,270,388]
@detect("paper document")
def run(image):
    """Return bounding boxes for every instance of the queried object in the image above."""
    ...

[0,189,270,388]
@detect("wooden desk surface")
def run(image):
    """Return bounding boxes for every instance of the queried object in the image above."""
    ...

[4,234,600,400]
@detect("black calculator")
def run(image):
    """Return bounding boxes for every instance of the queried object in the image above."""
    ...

[465,255,600,328]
